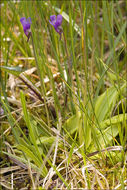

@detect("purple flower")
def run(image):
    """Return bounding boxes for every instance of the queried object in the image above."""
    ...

[49,14,63,37]
[20,17,32,37]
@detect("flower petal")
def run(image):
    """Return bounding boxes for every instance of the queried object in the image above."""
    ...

[49,14,63,37]
[54,14,62,29]
[56,14,62,25]
[49,15,56,26]
[20,17,26,24]
[24,22,31,31]
[50,15,56,22]
[20,17,32,37]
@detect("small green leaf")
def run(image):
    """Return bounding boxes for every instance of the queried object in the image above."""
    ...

[107,71,118,82]
[100,113,127,129]
[97,125,118,146]
[95,83,126,123]
[64,111,81,134]
[17,144,42,167]
[36,136,55,145]
[0,66,25,76]
[83,115,91,149]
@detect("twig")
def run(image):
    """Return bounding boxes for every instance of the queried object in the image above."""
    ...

[18,74,44,103]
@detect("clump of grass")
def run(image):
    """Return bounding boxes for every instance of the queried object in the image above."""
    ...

[0,0,127,189]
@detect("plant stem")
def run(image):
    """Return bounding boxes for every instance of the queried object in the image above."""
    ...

[63,32,72,82]
[31,33,50,126]
[79,0,87,105]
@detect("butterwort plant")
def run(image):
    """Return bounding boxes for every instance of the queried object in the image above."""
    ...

[49,14,73,107]
[20,17,32,42]
[49,14,63,39]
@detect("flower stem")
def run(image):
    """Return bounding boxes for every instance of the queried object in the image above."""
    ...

[63,32,72,82]
[31,33,50,126]
[63,32,75,113]
[79,0,87,105]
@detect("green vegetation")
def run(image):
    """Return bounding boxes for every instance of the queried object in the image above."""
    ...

[0,0,127,189]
